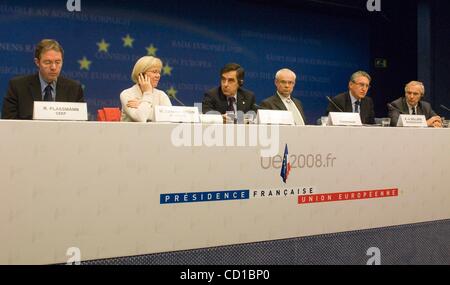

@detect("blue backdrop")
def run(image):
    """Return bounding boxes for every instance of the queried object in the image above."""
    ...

[0,0,369,123]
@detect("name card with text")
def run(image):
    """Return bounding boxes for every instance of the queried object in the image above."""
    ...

[257,110,294,125]
[200,114,223,124]
[33,102,88,121]
[397,114,427,127]
[154,106,200,123]
[328,112,362,126]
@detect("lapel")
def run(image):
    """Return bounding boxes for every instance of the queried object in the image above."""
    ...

[400,97,421,115]
[344,92,353,112]
[55,77,67,102]
[360,97,367,116]
[402,97,411,114]
[236,88,247,111]
[29,73,42,102]
[292,97,302,111]
[416,101,424,115]
[273,94,287,110]
[292,97,305,119]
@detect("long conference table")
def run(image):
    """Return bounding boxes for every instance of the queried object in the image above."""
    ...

[1,120,449,265]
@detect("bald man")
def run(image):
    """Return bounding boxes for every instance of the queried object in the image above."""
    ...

[260,68,306,125]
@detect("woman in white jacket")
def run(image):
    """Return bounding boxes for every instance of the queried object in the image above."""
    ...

[120,56,172,122]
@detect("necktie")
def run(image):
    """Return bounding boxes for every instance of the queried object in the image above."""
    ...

[354,100,360,113]
[44,84,53,101]
[412,107,416,115]
[286,98,304,125]
[227,97,235,113]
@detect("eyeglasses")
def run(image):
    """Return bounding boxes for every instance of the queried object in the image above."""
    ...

[278,80,295,85]
[352,81,370,89]
[406,91,421,97]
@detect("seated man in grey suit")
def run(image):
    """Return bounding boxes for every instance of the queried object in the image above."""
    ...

[326,70,375,125]
[260,68,306,125]
[2,39,85,120]
[388,81,442,127]
[202,63,256,122]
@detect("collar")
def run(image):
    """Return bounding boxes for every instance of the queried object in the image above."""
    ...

[227,93,237,101]
[38,72,57,93]
[277,91,291,102]
[349,91,360,105]
[406,102,418,109]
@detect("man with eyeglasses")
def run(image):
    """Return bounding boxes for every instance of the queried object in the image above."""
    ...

[2,39,84,119]
[260,68,306,125]
[388,81,442,127]
[326,70,375,124]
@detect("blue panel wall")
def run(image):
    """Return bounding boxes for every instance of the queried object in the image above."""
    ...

[432,0,450,115]
[0,0,370,123]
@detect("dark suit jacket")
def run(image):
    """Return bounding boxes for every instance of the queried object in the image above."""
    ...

[326,92,375,124]
[260,94,307,123]
[2,73,85,120]
[388,97,437,126]
[202,86,256,114]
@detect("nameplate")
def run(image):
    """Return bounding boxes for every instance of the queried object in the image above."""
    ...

[328,112,362,126]
[154,106,200,123]
[397,114,427,127]
[199,114,223,124]
[33,102,88,121]
[257,110,294,125]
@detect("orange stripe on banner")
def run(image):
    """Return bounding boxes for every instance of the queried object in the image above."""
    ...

[298,189,399,204]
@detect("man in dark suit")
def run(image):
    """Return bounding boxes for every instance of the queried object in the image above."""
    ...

[326,70,375,125]
[202,63,256,122]
[2,39,84,120]
[260,68,306,125]
[388,81,442,127]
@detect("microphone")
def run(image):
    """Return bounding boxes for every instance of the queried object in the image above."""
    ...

[440,104,450,112]
[387,103,406,114]
[168,93,185,106]
[253,103,267,110]
[326,96,343,112]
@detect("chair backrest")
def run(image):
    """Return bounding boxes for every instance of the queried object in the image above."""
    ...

[97,108,121,121]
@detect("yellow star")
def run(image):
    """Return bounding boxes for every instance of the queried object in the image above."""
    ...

[78,56,92,70]
[97,39,110,52]
[163,63,172,76]
[122,34,134,48]
[166,86,178,98]
[146,44,158,56]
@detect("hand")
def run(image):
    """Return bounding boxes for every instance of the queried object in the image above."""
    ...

[138,73,152,93]
[427,116,442,128]
[433,121,443,128]
[126,99,141,108]
[221,114,227,124]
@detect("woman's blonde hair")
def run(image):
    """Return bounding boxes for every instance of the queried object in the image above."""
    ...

[131,56,163,83]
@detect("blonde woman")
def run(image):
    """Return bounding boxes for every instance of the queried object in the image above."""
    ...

[120,56,172,122]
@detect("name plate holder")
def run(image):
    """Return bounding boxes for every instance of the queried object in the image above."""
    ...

[33,102,88,121]
[199,114,223,124]
[154,106,200,123]
[397,114,427,127]
[257,110,294,125]
[328,112,362,126]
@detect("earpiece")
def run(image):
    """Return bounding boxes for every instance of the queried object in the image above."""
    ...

[237,67,245,87]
